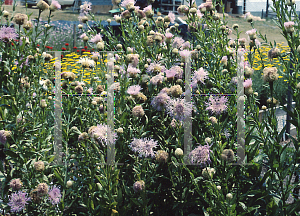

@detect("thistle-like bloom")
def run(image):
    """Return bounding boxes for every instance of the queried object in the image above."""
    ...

[49,0,61,11]
[80,33,87,39]
[263,67,278,82]
[166,98,194,121]
[127,85,142,96]
[246,29,256,40]
[151,92,170,111]
[221,149,235,162]
[36,0,49,11]
[88,124,117,146]
[143,5,153,18]
[127,64,141,77]
[284,21,295,29]
[168,11,175,23]
[243,78,252,88]
[77,57,95,68]
[80,1,92,14]
[129,137,158,158]
[121,0,135,9]
[0,26,18,42]
[10,179,23,190]
[8,191,31,213]
[192,67,208,88]
[172,37,185,49]
[90,33,102,44]
[133,180,145,192]
[48,186,62,205]
[147,62,165,74]
[0,130,7,144]
[150,74,164,85]
[170,65,183,79]
[179,50,191,61]
[205,96,228,115]
[12,13,28,25]
[165,68,177,79]
[189,144,212,166]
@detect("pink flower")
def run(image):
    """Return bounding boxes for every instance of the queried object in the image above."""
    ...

[51,0,61,9]
[255,39,261,47]
[189,144,212,166]
[165,32,173,39]
[246,29,256,36]
[244,12,251,19]
[80,33,86,39]
[179,50,191,61]
[80,1,92,14]
[151,92,170,111]
[127,85,142,95]
[90,33,102,43]
[284,21,294,29]
[192,67,208,88]
[168,11,175,23]
[205,96,228,115]
[172,37,185,49]
[150,74,164,85]
[165,68,177,79]
[243,78,252,88]
[143,5,152,13]
[127,64,141,77]
[121,0,135,9]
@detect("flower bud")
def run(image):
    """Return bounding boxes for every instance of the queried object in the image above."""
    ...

[66,180,73,188]
[78,24,83,29]
[226,193,233,200]
[175,148,183,157]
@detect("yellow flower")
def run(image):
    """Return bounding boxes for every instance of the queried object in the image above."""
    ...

[278,76,283,78]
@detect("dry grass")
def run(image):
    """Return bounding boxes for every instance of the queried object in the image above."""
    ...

[1,4,111,22]
[225,14,286,45]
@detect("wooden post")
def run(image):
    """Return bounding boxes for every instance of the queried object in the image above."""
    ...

[73,24,76,49]
[286,56,293,139]
[261,9,264,19]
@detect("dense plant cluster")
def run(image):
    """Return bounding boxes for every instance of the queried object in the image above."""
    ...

[0,0,300,215]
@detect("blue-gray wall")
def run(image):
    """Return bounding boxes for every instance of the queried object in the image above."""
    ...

[90,0,112,6]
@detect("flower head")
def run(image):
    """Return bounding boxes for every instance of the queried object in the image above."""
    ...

[88,124,117,146]
[10,179,23,190]
[166,98,194,122]
[221,149,235,162]
[127,85,142,96]
[121,0,135,9]
[243,78,252,88]
[49,0,61,10]
[37,0,49,11]
[168,11,175,23]
[284,21,295,29]
[77,57,95,68]
[48,186,62,205]
[133,180,145,192]
[80,1,92,14]
[189,144,212,166]
[147,62,165,74]
[179,50,191,61]
[0,26,18,42]
[0,130,7,144]
[172,37,185,49]
[90,33,102,44]
[205,96,228,115]
[192,67,208,88]
[151,92,170,111]
[263,67,279,82]
[129,137,158,158]
[8,191,31,213]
